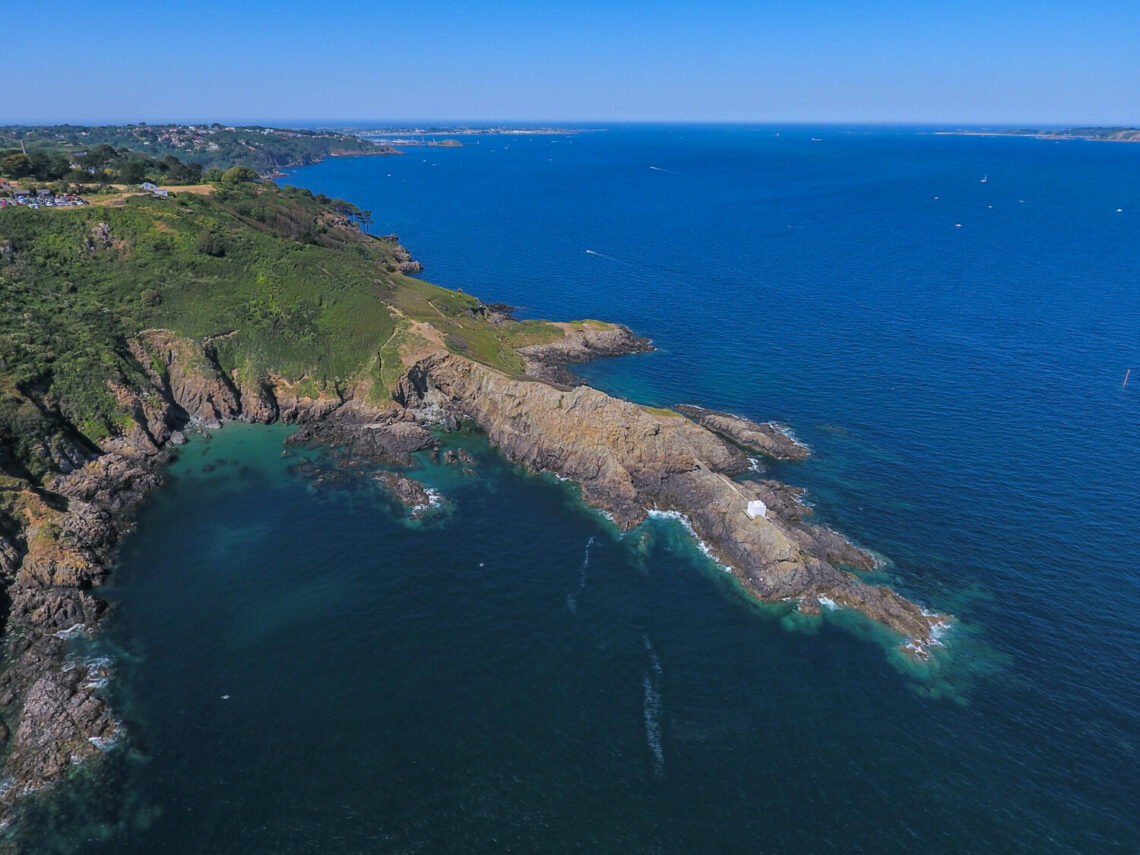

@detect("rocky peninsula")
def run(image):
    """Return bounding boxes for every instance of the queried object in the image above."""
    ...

[0,179,947,827]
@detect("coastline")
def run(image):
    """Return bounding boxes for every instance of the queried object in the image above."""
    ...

[934,129,1140,143]
[0,209,947,833]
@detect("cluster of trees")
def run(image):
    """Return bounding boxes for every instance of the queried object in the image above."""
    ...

[0,145,205,185]
[0,124,376,174]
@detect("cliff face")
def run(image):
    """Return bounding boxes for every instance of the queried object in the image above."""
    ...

[399,352,945,651]
[0,330,378,820]
[0,321,946,824]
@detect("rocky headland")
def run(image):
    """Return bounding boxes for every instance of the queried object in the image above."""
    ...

[0,183,947,829]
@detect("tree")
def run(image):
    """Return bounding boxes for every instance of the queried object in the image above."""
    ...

[0,152,31,178]
[221,165,259,184]
[120,159,148,185]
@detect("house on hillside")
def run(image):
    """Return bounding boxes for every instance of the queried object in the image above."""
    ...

[140,181,158,192]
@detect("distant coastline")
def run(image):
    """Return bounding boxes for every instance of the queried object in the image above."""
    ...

[936,127,1140,143]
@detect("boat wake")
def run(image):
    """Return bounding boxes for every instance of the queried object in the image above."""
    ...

[566,536,596,613]
[642,633,664,776]
[584,249,635,267]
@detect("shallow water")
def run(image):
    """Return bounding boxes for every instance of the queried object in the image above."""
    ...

[12,126,1139,852]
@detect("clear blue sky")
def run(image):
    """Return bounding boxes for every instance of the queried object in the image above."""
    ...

[7,0,1138,125]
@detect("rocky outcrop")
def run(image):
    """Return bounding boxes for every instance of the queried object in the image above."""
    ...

[0,329,374,823]
[374,471,435,514]
[0,469,148,817]
[285,419,437,467]
[377,236,424,274]
[676,404,810,461]
[517,322,652,384]
[399,352,946,654]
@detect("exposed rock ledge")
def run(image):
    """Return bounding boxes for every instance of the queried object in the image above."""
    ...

[396,352,946,650]
[675,404,810,461]
[517,322,652,384]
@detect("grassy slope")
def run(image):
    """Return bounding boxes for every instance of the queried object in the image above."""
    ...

[0,181,570,481]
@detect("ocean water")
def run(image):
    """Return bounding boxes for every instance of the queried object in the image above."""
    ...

[13,127,1140,852]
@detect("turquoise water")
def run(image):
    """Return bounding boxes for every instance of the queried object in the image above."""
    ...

[15,127,1140,851]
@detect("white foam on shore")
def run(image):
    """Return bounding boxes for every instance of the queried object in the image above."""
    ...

[817,595,839,611]
[922,609,953,646]
[410,487,445,516]
[88,732,118,752]
[647,509,733,573]
[53,623,87,640]
[767,421,810,453]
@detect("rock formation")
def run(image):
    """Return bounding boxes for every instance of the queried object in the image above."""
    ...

[675,404,810,461]
[0,321,947,825]
[397,352,946,650]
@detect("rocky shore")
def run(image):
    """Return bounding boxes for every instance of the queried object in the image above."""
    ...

[517,321,652,384]
[675,404,810,461]
[0,315,947,826]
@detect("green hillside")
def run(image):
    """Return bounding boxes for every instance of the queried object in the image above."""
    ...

[0,178,563,481]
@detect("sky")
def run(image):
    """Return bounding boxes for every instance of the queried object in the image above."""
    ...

[6,0,1139,125]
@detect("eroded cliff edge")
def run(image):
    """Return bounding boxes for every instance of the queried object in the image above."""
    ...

[0,185,948,829]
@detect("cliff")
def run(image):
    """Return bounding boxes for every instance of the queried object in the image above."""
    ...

[0,180,947,827]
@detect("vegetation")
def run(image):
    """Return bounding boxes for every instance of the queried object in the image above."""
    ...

[0,123,389,182]
[0,180,567,481]
[992,127,1140,142]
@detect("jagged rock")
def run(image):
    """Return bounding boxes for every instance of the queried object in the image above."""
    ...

[286,420,436,467]
[132,331,242,425]
[51,453,164,513]
[401,351,944,651]
[8,587,107,631]
[5,665,116,789]
[392,245,423,274]
[84,222,114,254]
[517,322,652,384]
[375,471,433,510]
[676,405,810,461]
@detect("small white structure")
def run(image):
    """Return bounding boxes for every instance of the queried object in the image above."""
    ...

[746,500,767,520]
[140,181,158,192]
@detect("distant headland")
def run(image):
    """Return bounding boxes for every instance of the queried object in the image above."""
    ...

[0,129,946,828]
[937,127,1140,143]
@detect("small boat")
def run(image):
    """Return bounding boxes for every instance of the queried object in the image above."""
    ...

[980,175,988,183]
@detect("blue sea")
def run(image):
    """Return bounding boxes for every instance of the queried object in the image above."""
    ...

[16,126,1139,852]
